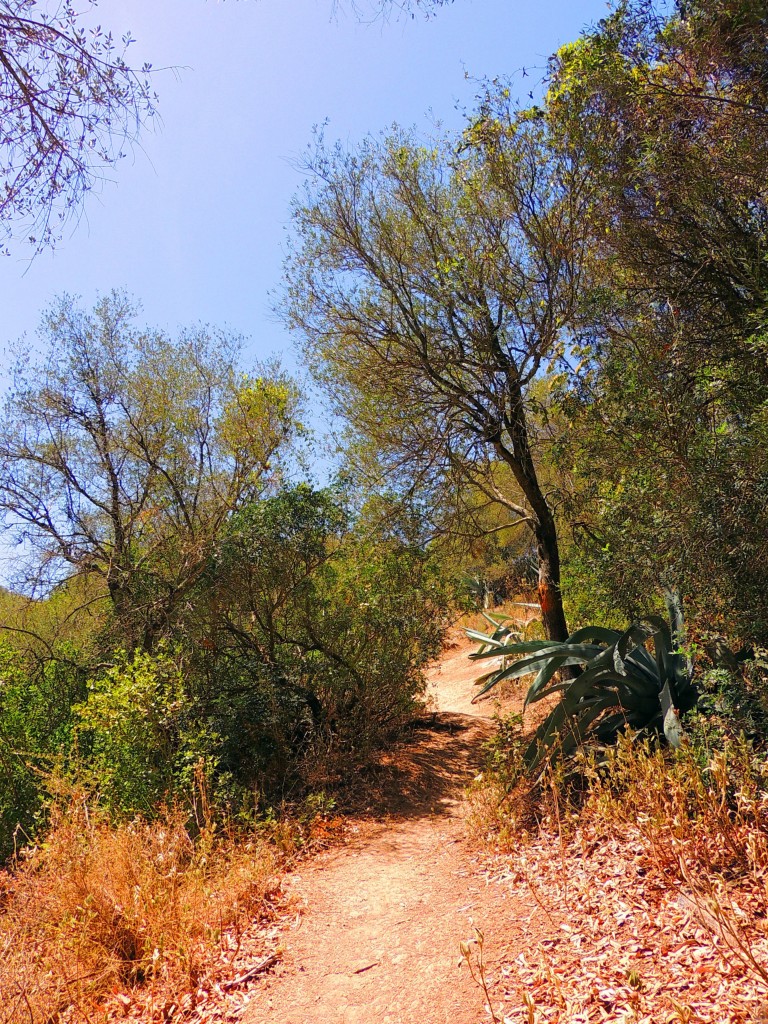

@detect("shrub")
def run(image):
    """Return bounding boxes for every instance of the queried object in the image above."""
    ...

[2,485,452,842]
[0,641,86,861]
[203,485,451,795]
[74,646,225,819]
[0,800,279,1024]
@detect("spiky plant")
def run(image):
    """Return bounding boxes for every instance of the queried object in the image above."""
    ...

[468,590,696,770]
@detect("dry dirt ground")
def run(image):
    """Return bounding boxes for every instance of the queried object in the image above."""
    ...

[231,639,534,1024]
[179,636,768,1024]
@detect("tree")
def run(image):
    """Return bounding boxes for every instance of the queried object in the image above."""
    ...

[547,0,768,358]
[331,0,450,16]
[543,0,768,644]
[198,484,449,792]
[0,1,156,252]
[0,291,301,648]
[283,120,592,640]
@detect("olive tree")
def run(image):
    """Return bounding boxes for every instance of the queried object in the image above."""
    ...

[0,291,301,647]
[283,119,592,640]
[0,1,157,252]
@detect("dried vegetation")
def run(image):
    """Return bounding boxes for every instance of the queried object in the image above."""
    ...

[0,797,344,1024]
[469,729,768,1023]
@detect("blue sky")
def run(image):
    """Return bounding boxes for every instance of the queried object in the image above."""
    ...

[0,0,600,376]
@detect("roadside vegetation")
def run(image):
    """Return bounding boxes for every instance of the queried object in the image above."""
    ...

[282,0,768,1016]
[2,0,768,1020]
[0,295,451,1020]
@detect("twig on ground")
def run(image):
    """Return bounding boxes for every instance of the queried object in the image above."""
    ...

[220,952,281,991]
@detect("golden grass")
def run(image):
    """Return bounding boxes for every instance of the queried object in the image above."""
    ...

[578,733,768,886]
[0,801,282,1024]
[468,728,768,1007]
[472,729,768,881]
[464,727,768,1021]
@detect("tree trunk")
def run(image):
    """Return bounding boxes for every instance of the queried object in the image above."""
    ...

[533,512,569,643]
[496,386,570,643]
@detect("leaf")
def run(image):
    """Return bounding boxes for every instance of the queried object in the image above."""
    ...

[663,705,684,749]
[566,625,623,645]
[467,639,569,661]
[469,590,696,768]
[473,645,604,702]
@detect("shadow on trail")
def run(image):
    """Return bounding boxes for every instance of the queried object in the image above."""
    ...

[339,711,492,823]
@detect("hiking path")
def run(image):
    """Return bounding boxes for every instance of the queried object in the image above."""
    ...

[238,640,536,1024]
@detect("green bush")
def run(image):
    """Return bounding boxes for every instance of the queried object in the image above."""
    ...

[203,485,450,796]
[74,646,216,817]
[0,485,452,840]
[0,640,86,860]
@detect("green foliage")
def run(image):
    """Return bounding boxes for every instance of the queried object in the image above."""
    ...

[542,0,768,649]
[468,592,697,770]
[283,119,597,640]
[481,710,526,793]
[74,647,206,817]
[0,292,301,649]
[205,484,450,797]
[0,640,87,860]
[688,651,768,746]
[0,473,451,851]
[559,541,629,633]
[45,484,450,824]
[54,484,452,819]
[555,326,768,643]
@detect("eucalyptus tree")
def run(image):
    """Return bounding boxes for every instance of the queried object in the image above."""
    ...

[283,117,593,640]
[0,291,301,648]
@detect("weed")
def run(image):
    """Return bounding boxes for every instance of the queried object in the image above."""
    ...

[460,927,500,1024]
[626,967,643,990]
[522,990,538,1023]
[0,797,280,1024]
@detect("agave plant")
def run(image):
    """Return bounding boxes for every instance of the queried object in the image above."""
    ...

[468,590,696,770]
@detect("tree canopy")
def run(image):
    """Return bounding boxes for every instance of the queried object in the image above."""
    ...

[543,0,768,642]
[0,292,301,646]
[0,1,156,253]
[283,119,593,640]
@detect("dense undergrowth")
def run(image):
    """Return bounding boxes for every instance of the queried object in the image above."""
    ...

[0,483,450,863]
[0,789,345,1024]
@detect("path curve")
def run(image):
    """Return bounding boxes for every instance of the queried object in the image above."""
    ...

[242,642,526,1024]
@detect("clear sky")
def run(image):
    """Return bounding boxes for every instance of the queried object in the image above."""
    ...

[0,0,601,375]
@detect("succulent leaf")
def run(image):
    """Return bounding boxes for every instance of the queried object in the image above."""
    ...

[466,592,696,770]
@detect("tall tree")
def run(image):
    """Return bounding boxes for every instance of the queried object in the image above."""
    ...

[548,0,768,353]
[0,1,156,252]
[0,291,301,647]
[545,0,768,642]
[283,121,592,640]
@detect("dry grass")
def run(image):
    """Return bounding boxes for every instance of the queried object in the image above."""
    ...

[580,733,768,889]
[0,799,285,1024]
[479,730,768,864]
[468,730,768,1021]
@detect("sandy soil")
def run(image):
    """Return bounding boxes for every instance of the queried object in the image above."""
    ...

[239,640,532,1024]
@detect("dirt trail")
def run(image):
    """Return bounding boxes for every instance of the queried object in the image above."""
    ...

[242,642,531,1024]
